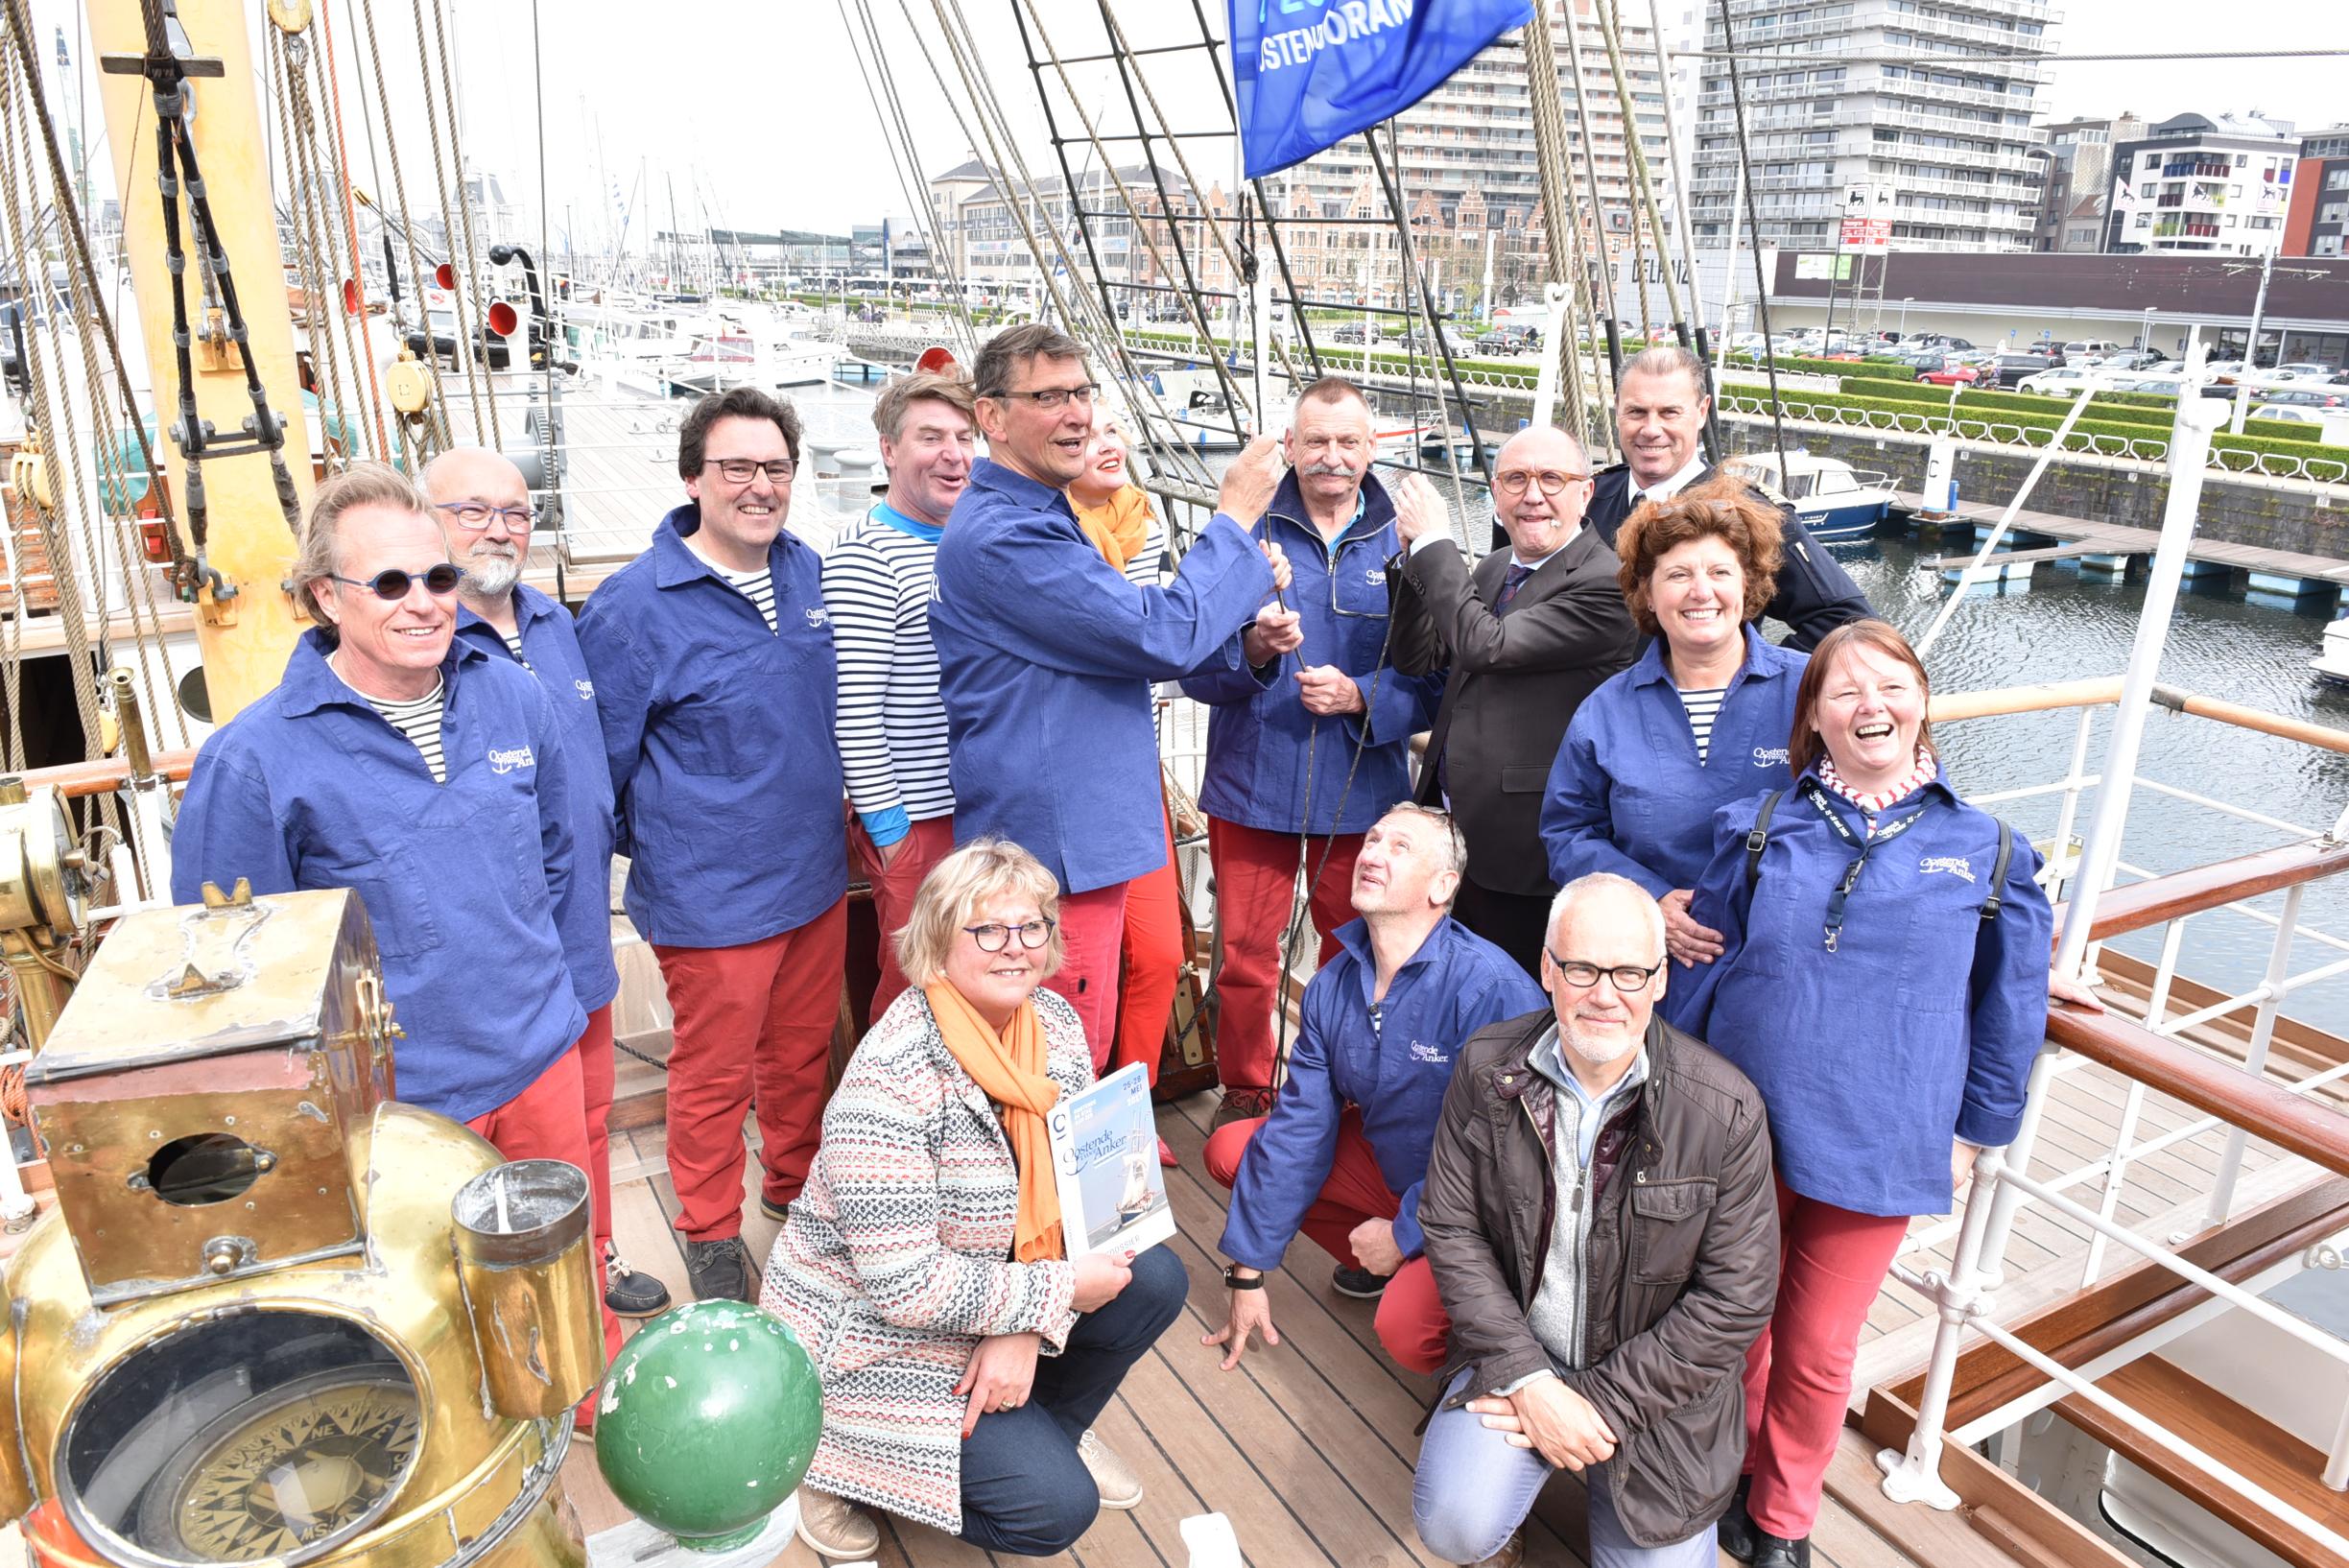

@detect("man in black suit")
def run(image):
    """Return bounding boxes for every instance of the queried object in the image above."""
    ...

[1389,427,1639,976]
[1588,345,1872,651]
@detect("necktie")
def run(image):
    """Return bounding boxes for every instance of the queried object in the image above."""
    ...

[1496,562,1534,613]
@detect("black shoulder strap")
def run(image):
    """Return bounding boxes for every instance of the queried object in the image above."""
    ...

[1744,790,1785,891]
[1979,819,2015,923]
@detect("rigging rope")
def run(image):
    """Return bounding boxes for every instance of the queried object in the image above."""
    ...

[352,0,456,454]
[412,0,498,447]
[1712,0,1792,474]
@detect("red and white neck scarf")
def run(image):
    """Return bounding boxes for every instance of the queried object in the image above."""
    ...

[1817,746,1937,825]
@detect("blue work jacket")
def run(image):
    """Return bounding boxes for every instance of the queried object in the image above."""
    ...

[1540,626,1806,899]
[1180,470,1444,836]
[171,631,585,1123]
[1220,915,1546,1270]
[929,458,1273,894]
[1662,766,2054,1218]
[457,584,619,1011]
[574,505,847,948]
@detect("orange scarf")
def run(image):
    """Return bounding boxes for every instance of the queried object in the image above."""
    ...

[1070,485,1154,573]
[924,982,1065,1263]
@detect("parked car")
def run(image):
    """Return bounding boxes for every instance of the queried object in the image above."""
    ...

[1986,352,2057,389]
[2102,348,2163,371]
[2248,404,2327,426]
[1911,333,1978,351]
[2060,340,2124,363]
[2017,367,2097,397]
[1327,322,1377,344]
[2268,362,2337,382]
[1914,358,1981,387]
[2255,387,2347,409]
[2117,377,2185,397]
[1474,326,1539,354]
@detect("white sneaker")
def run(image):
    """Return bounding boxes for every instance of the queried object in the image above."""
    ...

[1079,1428,1143,1510]
[795,1486,880,1559]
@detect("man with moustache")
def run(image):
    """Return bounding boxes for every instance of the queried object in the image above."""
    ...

[1586,346,1869,651]
[929,322,1291,1058]
[576,387,845,1304]
[1181,377,1444,1128]
[424,446,670,1320]
[823,369,979,1018]
[1391,427,1640,975]
[1412,873,1777,1568]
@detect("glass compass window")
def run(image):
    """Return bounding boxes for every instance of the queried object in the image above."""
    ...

[59,1313,423,1567]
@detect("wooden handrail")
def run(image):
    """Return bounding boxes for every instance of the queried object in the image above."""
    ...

[2154,682,2349,758]
[12,750,197,798]
[1929,676,2122,724]
[2062,837,2349,944]
[2049,1005,2349,1178]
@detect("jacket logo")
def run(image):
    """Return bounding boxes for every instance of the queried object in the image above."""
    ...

[1919,855,1975,883]
[805,606,830,630]
[1364,566,1386,586]
[574,677,595,701]
[1751,747,1790,767]
[1409,1041,1450,1065]
[487,744,536,774]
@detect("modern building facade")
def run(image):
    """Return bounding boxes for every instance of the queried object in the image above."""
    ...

[1687,0,2056,253]
[2283,127,2349,260]
[2104,113,2300,256]
[2029,112,2147,252]
[926,159,1234,304]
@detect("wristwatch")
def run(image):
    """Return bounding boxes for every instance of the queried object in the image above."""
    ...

[1222,1264,1265,1291]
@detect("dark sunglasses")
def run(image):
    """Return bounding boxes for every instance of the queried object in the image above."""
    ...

[328,563,463,600]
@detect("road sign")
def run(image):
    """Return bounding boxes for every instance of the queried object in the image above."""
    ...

[1839,181,1894,251]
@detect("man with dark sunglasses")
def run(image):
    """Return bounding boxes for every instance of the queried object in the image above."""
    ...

[426,446,670,1323]
[1179,377,1445,1131]
[174,463,615,1354]
[575,386,846,1305]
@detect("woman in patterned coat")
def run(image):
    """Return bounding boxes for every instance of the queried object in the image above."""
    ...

[762,837,1188,1559]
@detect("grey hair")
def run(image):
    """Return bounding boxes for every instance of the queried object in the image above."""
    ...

[1376,801,1468,906]
[1618,344,1710,400]
[292,461,436,628]
[1545,872,1667,959]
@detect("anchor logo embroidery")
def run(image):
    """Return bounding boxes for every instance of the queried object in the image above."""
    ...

[487,744,536,775]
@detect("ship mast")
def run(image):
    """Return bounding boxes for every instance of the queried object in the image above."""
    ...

[85,0,314,724]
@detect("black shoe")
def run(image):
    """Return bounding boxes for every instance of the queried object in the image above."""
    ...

[1752,1532,1812,1568]
[1331,1265,1388,1299]
[1717,1477,1759,1563]
[684,1235,752,1303]
[604,1251,673,1318]
[759,1195,791,1224]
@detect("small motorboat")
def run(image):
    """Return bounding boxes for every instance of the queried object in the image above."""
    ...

[1721,448,1898,541]
[2312,614,2349,686]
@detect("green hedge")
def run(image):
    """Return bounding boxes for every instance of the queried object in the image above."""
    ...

[1715,383,2349,472]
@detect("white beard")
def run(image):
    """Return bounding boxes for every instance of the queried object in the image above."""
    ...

[463,551,522,596]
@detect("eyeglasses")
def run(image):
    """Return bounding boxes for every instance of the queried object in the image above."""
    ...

[329,563,463,600]
[706,458,797,485]
[1544,950,1665,993]
[963,918,1057,953]
[435,500,535,532]
[1494,469,1592,497]
[989,384,1101,411]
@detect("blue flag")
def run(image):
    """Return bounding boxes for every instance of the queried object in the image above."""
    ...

[1231,0,1532,180]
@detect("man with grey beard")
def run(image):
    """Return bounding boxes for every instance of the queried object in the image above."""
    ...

[1179,377,1443,1132]
[425,447,671,1320]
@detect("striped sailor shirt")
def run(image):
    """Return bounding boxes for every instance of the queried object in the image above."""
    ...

[351,675,448,783]
[717,561,779,631]
[1676,682,1727,766]
[821,504,954,842]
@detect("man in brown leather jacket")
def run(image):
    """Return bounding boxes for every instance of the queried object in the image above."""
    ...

[1412,872,1779,1568]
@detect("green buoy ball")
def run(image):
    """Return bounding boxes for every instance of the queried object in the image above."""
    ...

[593,1300,825,1552]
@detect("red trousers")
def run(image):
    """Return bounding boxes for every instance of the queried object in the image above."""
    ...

[1203,1107,1449,1374]
[1047,879,1129,1071]
[1743,1178,1911,1539]
[1111,812,1185,1084]
[575,1003,617,1259]
[466,1043,622,1359]
[849,814,958,1022]
[1207,818,1363,1090]
[653,899,847,1242]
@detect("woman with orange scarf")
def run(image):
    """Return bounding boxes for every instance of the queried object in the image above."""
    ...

[761,839,1188,1559]
[1070,411,1186,1169]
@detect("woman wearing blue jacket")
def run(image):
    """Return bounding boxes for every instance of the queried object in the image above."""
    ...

[1539,482,1806,970]
[1661,620,2054,1568]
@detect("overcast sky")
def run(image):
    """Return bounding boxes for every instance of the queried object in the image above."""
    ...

[35,0,2346,244]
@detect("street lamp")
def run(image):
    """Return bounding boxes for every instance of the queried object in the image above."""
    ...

[1900,297,1914,339]
[2140,304,2157,352]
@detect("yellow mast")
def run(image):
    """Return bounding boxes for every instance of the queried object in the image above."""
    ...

[85,0,314,724]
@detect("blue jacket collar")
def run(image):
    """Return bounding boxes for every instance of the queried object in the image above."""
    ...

[455,582,560,639]
[1330,909,1457,1001]
[968,456,1080,522]
[279,626,483,719]
[650,503,798,589]
[1629,622,1785,691]
[1261,467,1393,547]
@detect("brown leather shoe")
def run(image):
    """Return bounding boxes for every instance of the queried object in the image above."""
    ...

[1210,1084,1275,1131]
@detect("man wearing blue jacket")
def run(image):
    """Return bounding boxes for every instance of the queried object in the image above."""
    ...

[428,446,670,1322]
[172,466,603,1282]
[931,322,1290,1057]
[575,387,846,1304]
[1180,378,1444,1128]
[1201,802,1545,1375]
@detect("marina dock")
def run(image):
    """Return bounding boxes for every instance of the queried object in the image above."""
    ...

[1900,495,2349,606]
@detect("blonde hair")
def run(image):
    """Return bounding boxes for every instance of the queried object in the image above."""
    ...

[893,838,1067,987]
[293,462,436,627]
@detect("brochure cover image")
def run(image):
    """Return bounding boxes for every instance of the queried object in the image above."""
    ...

[1046,1062,1177,1258]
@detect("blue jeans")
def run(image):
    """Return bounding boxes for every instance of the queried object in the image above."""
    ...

[957,1244,1187,1556]
[1413,1369,1719,1567]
